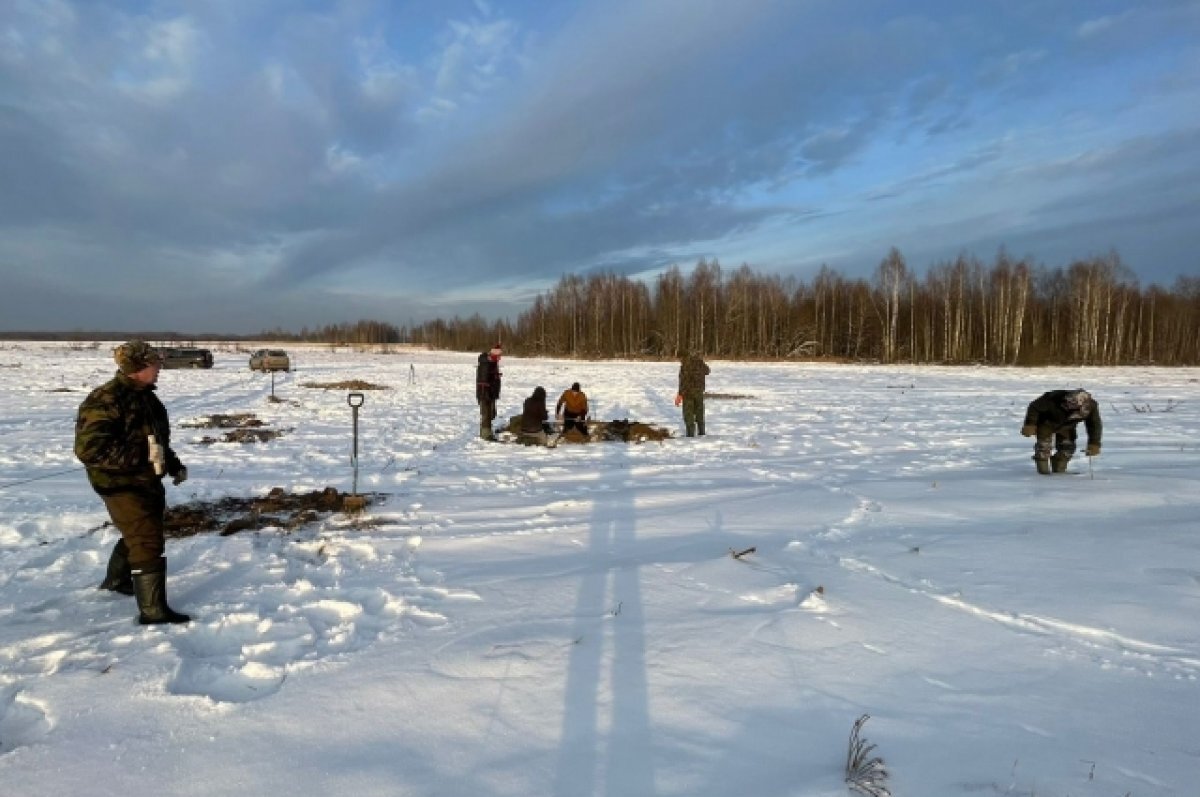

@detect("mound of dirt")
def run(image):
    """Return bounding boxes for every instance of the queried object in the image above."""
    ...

[301,380,390,390]
[197,428,289,444]
[182,412,289,444]
[183,413,263,429]
[499,416,671,443]
[164,486,381,538]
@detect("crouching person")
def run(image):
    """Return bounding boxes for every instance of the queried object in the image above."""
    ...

[1020,388,1102,475]
[520,386,553,445]
[556,382,589,436]
[75,340,190,625]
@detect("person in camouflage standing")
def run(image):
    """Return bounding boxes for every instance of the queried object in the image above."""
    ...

[674,351,711,437]
[1021,388,1102,474]
[476,343,503,440]
[75,340,190,624]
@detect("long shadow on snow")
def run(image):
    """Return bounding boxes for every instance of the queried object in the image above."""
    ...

[552,440,656,797]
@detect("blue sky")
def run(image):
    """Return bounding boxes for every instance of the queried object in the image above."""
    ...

[1,0,1197,333]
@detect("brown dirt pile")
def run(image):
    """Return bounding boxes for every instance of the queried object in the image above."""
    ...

[164,486,380,538]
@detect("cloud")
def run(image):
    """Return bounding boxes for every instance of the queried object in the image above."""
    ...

[1076,14,1125,40]
[1,1,1197,331]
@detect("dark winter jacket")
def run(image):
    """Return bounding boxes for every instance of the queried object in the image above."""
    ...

[75,372,182,495]
[1023,390,1102,446]
[677,355,710,398]
[476,353,501,401]
[521,387,549,433]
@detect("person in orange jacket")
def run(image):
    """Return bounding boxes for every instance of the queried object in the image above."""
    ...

[556,382,589,435]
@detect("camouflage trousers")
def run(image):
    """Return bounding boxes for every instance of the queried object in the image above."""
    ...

[99,485,167,567]
[1033,423,1077,460]
[682,394,705,436]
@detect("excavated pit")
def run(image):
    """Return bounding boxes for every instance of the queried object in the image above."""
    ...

[163,487,382,538]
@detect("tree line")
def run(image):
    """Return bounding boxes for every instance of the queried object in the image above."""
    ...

[11,248,1195,365]
[405,248,1198,365]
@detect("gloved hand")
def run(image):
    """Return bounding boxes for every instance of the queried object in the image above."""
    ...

[1085,443,1100,457]
[171,466,188,485]
[147,438,166,475]
[1020,424,1037,437]
[674,393,683,407]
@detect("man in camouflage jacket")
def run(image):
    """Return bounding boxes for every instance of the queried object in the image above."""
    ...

[1021,388,1102,474]
[674,352,711,437]
[75,340,190,624]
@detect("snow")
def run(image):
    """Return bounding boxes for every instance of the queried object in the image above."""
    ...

[1,341,1197,797]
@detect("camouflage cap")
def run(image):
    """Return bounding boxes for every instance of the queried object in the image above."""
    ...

[113,340,163,374]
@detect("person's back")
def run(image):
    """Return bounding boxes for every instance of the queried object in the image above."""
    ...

[678,354,709,397]
[676,353,711,436]
[557,384,588,416]
[476,351,501,401]
[522,387,549,434]
[556,382,589,435]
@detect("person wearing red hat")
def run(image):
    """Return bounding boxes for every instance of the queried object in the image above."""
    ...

[476,343,503,440]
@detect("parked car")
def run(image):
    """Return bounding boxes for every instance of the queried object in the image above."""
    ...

[249,349,291,372]
[158,347,214,369]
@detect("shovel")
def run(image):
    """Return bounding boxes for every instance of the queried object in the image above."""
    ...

[343,392,367,512]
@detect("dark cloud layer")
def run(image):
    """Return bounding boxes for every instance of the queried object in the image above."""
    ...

[1,0,1197,332]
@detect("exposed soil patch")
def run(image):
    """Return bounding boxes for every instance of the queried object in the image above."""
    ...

[198,428,290,444]
[301,380,390,390]
[47,387,73,392]
[182,413,263,429]
[181,412,289,444]
[706,392,755,400]
[500,416,672,443]
[164,486,383,538]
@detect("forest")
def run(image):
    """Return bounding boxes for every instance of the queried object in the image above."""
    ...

[404,248,1199,365]
[23,248,1192,366]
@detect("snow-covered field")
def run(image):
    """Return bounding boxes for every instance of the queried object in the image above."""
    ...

[1,341,1197,797]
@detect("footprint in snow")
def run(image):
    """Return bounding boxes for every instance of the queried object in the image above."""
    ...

[0,682,53,755]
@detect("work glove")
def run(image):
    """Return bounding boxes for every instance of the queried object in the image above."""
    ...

[147,437,166,475]
[674,393,683,407]
[1020,424,1037,437]
[171,466,189,485]
[1085,443,1101,457]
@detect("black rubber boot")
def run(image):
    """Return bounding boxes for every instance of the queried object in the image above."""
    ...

[1051,454,1071,473]
[697,421,706,436]
[132,558,190,625]
[99,539,135,595]
[1034,457,1051,475]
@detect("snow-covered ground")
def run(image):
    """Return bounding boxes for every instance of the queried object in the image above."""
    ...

[1,341,1197,797]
